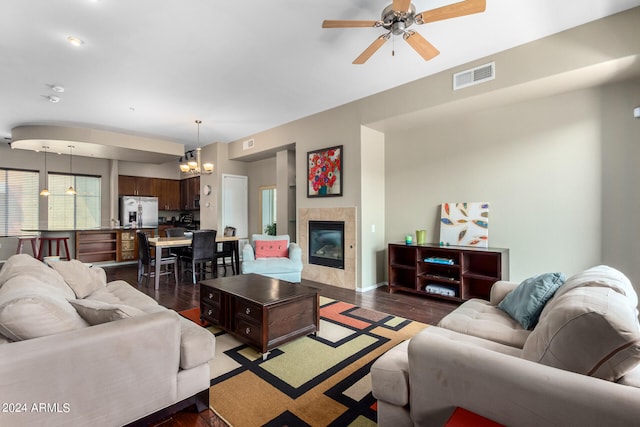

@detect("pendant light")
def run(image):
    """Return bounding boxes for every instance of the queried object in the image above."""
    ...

[178,120,214,174]
[66,145,76,195]
[39,145,50,197]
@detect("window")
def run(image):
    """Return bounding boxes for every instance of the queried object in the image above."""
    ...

[48,174,101,229]
[0,169,39,236]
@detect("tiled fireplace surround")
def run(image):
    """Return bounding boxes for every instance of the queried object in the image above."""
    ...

[298,207,357,290]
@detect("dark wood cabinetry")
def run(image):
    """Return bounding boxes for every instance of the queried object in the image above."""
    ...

[156,178,181,211]
[76,230,118,263]
[180,176,200,211]
[118,175,156,196]
[388,243,509,302]
[118,175,200,211]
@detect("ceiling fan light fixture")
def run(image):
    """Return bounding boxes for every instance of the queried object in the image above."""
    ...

[323,0,486,63]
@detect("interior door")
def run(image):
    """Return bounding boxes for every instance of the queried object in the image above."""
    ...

[221,174,248,240]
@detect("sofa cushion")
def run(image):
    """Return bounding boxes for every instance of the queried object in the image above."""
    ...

[0,254,75,300]
[0,279,88,341]
[371,340,410,406]
[70,299,146,325]
[498,272,565,329]
[523,286,640,381]
[254,239,289,258]
[50,260,107,298]
[85,280,160,312]
[438,298,531,348]
[178,316,216,370]
[553,265,637,307]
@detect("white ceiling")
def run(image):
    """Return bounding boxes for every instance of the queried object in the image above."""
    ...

[2,0,640,156]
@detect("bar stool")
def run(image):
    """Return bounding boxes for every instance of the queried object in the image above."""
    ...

[16,237,39,258]
[38,237,71,261]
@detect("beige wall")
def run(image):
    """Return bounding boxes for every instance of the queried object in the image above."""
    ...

[601,80,640,285]
[360,126,386,289]
[223,8,640,290]
[385,88,603,282]
[247,157,276,236]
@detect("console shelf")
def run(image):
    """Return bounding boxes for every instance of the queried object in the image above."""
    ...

[388,243,509,302]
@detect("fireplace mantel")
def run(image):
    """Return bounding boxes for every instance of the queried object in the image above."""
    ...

[298,207,357,289]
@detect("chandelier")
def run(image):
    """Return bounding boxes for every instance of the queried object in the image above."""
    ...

[179,120,213,174]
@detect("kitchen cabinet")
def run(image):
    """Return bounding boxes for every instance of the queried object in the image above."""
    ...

[118,175,156,196]
[76,230,118,263]
[156,178,181,211]
[117,228,155,262]
[180,176,200,211]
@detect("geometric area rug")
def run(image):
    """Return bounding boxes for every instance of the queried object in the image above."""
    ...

[181,297,428,427]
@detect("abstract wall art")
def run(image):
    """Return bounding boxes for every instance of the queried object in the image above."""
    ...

[439,202,489,248]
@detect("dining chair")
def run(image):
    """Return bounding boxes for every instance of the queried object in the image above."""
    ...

[215,226,236,276]
[180,229,217,284]
[165,227,188,258]
[137,231,179,286]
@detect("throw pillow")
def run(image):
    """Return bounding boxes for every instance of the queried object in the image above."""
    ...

[69,299,146,326]
[0,281,88,341]
[254,240,289,258]
[498,272,566,330]
[50,260,107,299]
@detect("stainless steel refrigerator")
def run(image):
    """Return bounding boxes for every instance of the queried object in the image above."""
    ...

[119,196,159,228]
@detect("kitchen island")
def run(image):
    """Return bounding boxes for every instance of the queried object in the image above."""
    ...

[22,228,156,263]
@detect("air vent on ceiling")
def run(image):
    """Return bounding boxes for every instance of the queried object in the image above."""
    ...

[243,139,255,150]
[453,62,495,90]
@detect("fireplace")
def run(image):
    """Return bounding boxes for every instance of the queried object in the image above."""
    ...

[308,220,344,269]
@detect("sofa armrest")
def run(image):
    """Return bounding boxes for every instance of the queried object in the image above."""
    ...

[489,280,519,305]
[289,242,302,261]
[242,243,255,261]
[407,327,640,427]
[0,311,182,427]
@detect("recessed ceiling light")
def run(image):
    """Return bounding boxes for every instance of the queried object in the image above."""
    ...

[47,96,61,103]
[51,85,65,93]
[67,36,84,47]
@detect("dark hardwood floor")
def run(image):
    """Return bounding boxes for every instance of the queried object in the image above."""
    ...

[104,263,459,426]
[105,263,459,325]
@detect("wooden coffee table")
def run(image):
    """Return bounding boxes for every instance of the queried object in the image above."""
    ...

[200,274,319,358]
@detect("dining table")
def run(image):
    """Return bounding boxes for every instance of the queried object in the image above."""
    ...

[148,235,240,290]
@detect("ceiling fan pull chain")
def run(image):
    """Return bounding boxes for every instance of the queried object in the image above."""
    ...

[392,34,395,57]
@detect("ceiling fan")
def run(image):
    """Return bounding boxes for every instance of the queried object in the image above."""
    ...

[322,0,486,64]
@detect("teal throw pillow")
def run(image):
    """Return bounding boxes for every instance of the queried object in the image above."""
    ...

[499,272,566,330]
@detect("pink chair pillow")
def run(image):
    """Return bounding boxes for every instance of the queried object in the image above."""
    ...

[254,240,289,258]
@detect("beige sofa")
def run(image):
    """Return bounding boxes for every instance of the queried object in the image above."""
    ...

[371,265,640,427]
[0,254,215,427]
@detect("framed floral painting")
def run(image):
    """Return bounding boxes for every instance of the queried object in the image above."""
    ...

[307,145,343,197]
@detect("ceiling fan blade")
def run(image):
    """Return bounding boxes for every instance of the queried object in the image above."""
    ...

[353,33,390,64]
[416,0,486,25]
[392,0,412,13]
[322,20,380,28]
[403,30,440,61]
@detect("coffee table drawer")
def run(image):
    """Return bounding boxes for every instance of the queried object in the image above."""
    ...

[201,287,222,305]
[201,301,221,325]
[236,300,262,322]
[235,317,262,345]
